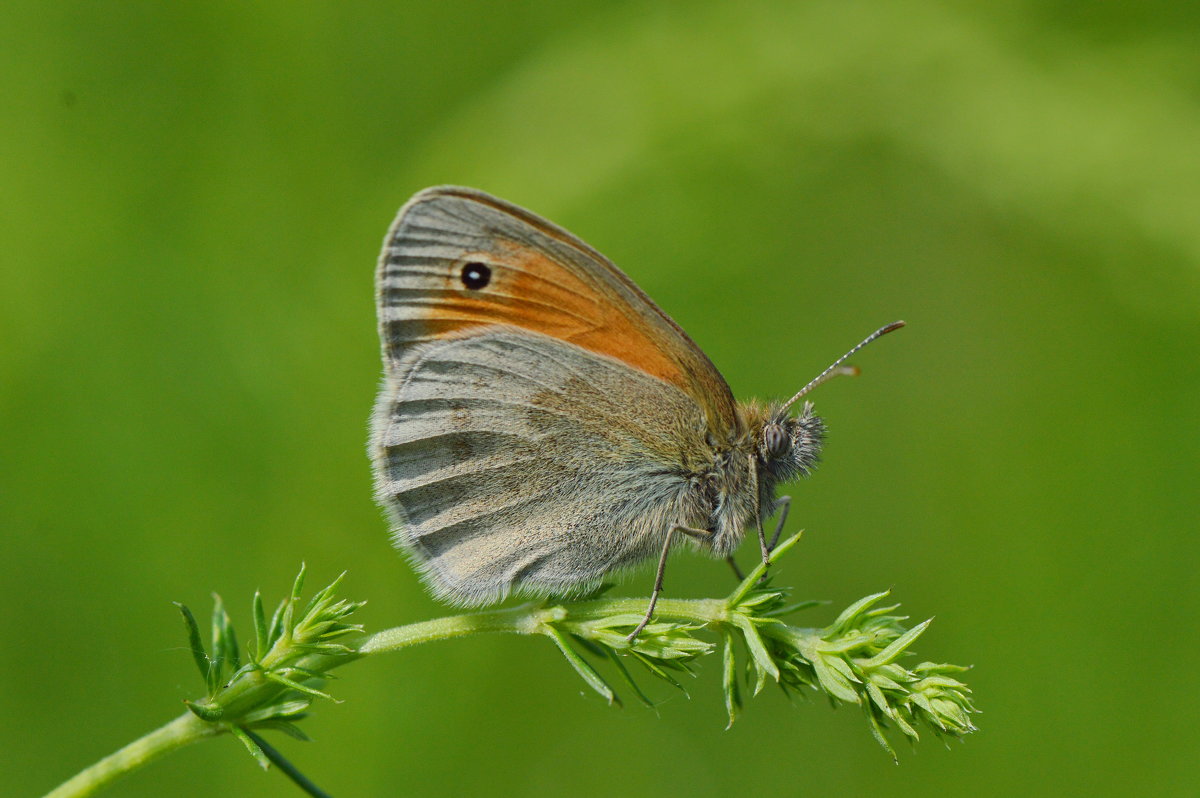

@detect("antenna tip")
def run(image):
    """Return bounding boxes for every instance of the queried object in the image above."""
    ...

[880,320,906,335]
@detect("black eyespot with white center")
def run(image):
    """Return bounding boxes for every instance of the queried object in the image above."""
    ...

[460,262,491,290]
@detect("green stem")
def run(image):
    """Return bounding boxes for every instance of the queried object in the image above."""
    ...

[44,594,808,797]
[357,597,730,655]
[561,596,729,624]
[44,712,219,798]
[357,602,557,653]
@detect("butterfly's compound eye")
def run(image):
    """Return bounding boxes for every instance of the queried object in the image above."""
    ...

[763,422,788,459]
[460,261,492,290]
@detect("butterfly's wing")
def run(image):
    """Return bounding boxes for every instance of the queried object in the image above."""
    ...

[375,186,741,440]
[370,187,737,603]
[371,328,712,604]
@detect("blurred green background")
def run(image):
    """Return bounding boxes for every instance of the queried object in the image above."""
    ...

[5,2,1198,796]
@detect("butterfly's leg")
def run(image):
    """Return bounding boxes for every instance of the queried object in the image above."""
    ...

[627,525,711,642]
[755,514,771,571]
[753,496,792,583]
[754,515,774,585]
[725,556,745,581]
[749,454,772,572]
[767,496,792,551]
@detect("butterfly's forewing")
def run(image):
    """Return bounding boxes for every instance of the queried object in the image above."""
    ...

[375,186,741,440]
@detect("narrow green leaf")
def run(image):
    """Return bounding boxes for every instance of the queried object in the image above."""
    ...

[263,671,337,702]
[861,619,932,669]
[282,665,336,681]
[252,590,267,661]
[242,699,312,725]
[628,631,712,660]
[737,590,785,610]
[892,708,919,740]
[268,597,287,647]
[278,565,307,636]
[727,568,766,608]
[768,529,805,562]
[605,649,655,708]
[912,674,969,691]
[210,593,228,682]
[570,633,608,658]
[279,598,296,640]
[909,690,937,719]
[722,630,741,728]
[827,591,890,634]
[630,652,688,694]
[727,532,805,607]
[752,656,769,696]
[865,680,892,717]
[545,627,620,706]
[764,599,825,617]
[817,632,877,654]
[183,699,223,722]
[865,710,899,763]
[930,698,975,733]
[867,673,906,692]
[294,642,358,656]
[224,663,258,687]
[174,602,211,687]
[213,594,240,674]
[230,726,271,770]
[731,615,779,683]
[251,719,311,742]
[296,619,336,639]
[299,578,336,623]
[224,607,241,672]
[291,563,307,602]
[810,654,860,703]
[873,662,910,683]
[321,571,347,596]
[824,654,861,684]
[913,661,971,675]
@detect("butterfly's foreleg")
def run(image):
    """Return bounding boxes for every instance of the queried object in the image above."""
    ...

[626,525,710,642]
[767,495,791,552]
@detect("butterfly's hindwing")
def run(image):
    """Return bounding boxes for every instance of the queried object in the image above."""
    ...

[370,329,712,605]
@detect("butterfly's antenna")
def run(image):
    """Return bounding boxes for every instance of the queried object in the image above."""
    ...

[777,320,906,416]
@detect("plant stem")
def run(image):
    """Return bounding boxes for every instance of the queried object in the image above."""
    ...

[46,596,818,797]
[357,602,556,653]
[44,712,219,798]
[564,596,729,623]
[357,597,730,655]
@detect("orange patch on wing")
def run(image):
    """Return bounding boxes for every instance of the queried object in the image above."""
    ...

[496,243,694,391]
[399,240,694,394]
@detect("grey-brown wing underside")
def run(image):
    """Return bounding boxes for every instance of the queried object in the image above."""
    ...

[370,329,710,605]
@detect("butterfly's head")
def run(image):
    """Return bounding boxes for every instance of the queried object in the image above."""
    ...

[760,402,825,482]
[755,320,904,483]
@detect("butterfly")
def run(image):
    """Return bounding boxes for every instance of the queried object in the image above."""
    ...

[369,186,902,639]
